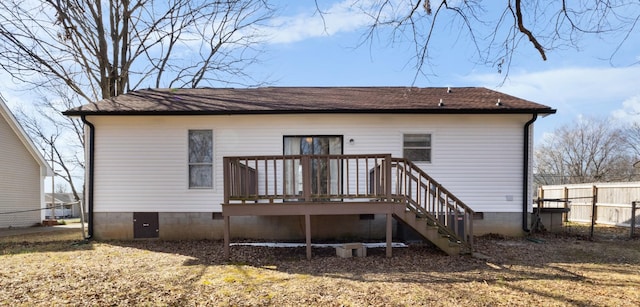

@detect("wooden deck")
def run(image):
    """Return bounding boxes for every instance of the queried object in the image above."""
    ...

[222,154,474,259]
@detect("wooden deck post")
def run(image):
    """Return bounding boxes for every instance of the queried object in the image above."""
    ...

[305,214,312,260]
[384,154,392,201]
[223,215,230,259]
[468,210,474,250]
[223,158,230,204]
[386,213,392,258]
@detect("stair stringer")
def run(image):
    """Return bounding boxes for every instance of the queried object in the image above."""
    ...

[392,206,464,256]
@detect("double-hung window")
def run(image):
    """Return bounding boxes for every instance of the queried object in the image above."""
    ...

[403,133,431,163]
[188,130,213,188]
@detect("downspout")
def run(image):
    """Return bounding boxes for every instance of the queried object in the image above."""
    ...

[522,113,538,232]
[81,116,95,239]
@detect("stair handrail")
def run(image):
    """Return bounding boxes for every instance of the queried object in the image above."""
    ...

[391,158,474,250]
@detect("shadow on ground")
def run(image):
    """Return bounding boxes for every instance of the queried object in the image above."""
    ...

[0,227,92,254]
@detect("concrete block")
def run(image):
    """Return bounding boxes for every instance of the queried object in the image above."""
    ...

[335,243,366,258]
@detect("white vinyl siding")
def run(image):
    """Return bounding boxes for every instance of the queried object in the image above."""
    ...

[89,113,529,213]
[0,113,42,227]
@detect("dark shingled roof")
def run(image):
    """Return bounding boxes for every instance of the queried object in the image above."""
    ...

[63,87,556,116]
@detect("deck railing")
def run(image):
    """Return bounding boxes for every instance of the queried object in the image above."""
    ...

[223,154,474,249]
[390,158,474,248]
[223,154,394,203]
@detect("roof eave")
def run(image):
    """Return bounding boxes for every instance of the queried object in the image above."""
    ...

[63,108,557,117]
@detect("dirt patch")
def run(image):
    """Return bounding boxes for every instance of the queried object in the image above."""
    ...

[1,224,639,306]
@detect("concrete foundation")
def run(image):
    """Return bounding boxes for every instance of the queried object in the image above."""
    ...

[471,212,525,236]
[93,211,527,240]
[160,212,223,240]
[93,212,134,240]
[93,212,390,241]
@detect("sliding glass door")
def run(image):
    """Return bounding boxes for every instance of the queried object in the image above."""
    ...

[284,136,342,199]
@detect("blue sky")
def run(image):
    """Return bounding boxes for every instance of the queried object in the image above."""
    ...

[2,0,639,144]
[247,1,640,142]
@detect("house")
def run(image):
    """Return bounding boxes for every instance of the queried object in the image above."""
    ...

[45,193,83,219]
[0,94,52,228]
[63,87,555,257]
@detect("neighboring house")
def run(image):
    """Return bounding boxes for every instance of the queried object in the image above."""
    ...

[45,193,83,219]
[0,94,52,228]
[64,87,555,256]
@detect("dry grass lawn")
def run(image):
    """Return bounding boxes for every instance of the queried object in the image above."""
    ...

[1,224,639,306]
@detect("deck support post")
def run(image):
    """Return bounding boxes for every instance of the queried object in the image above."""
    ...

[305,214,312,260]
[223,215,230,259]
[386,212,393,258]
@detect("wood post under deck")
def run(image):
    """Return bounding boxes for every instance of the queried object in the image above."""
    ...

[223,215,230,258]
[386,213,393,258]
[305,214,311,260]
[222,202,400,259]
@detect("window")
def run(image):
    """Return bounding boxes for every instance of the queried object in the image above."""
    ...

[188,130,213,188]
[403,134,431,162]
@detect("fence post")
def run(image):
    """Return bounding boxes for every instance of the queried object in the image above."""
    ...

[590,185,598,239]
[632,201,637,238]
[563,186,569,222]
[537,186,544,208]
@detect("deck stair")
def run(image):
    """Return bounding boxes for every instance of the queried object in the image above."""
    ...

[395,210,462,255]
[389,158,474,255]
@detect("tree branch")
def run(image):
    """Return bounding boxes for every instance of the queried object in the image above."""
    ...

[514,0,546,61]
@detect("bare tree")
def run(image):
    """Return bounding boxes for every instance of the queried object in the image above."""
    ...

[621,121,640,180]
[0,0,273,100]
[55,183,68,194]
[15,87,87,203]
[534,117,636,185]
[0,0,274,196]
[622,121,640,159]
[316,1,640,80]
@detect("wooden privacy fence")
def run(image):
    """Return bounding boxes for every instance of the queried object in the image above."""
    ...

[538,182,640,235]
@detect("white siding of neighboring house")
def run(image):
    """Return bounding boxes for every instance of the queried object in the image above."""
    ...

[0,107,45,228]
[88,113,530,215]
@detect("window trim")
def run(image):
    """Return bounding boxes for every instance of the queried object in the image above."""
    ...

[188,129,214,189]
[402,133,433,163]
